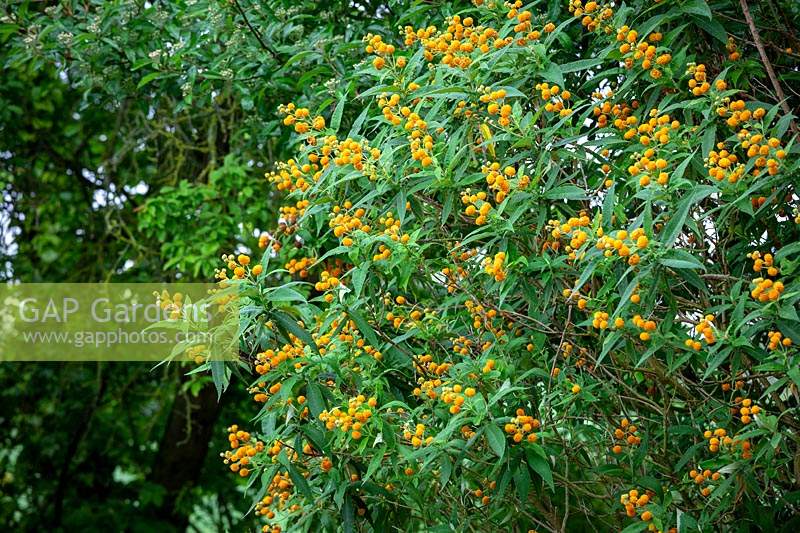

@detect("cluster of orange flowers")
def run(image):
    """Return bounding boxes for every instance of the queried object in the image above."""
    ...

[314,271,342,303]
[706,144,745,183]
[626,108,680,146]
[629,151,670,188]
[451,335,474,356]
[727,37,740,60]
[703,427,729,453]
[461,188,493,225]
[364,33,396,70]
[718,98,760,127]
[278,103,324,134]
[591,311,610,330]
[687,63,710,95]
[767,330,792,350]
[751,277,784,302]
[688,467,722,497]
[378,92,437,170]
[318,395,378,440]
[404,422,433,447]
[616,27,670,79]
[216,253,262,281]
[273,119,383,187]
[221,425,265,477]
[707,120,785,184]
[441,383,473,415]
[619,488,655,521]
[569,0,615,32]
[535,82,572,117]
[329,137,382,177]
[412,355,452,399]
[330,202,368,247]
[732,396,761,425]
[267,158,311,193]
[483,251,507,281]
[562,287,588,311]
[611,418,641,454]
[277,200,310,231]
[595,228,648,266]
[630,314,657,341]
[255,337,306,376]
[441,246,478,294]
[403,6,557,68]
[480,88,512,126]
[379,93,404,127]
[742,134,786,177]
[249,382,277,405]
[253,470,299,530]
[403,16,500,69]
[285,256,315,277]
[547,213,592,259]
[469,478,497,506]
[749,249,784,302]
[686,313,717,350]
[750,250,780,275]
[592,94,637,130]
[504,408,540,444]
[384,294,426,330]
[703,426,753,459]
[465,299,508,348]
[374,209,410,260]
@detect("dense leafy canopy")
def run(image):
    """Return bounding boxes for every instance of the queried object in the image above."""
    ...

[206,1,800,532]
[2,0,800,532]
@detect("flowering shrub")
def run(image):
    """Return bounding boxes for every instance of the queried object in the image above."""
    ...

[204,1,800,531]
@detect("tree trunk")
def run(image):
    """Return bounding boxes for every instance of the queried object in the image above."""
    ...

[148,378,223,530]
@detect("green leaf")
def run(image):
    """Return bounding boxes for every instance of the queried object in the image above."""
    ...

[701,18,728,44]
[351,264,368,298]
[703,346,731,379]
[701,125,717,158]
[484,423,506,458]
[306,382,326,418]
[543,184,586,201]
[672,151,696,182]
[272,310,320,355]
[331,91,347,132]
[288,464,313,499]
[342,494,355,533]
[136,72,163,89]
[210,360,228,399]
[776,242,800,262]
[660,257,706,271]
[661,186,716,248]
[348,103,371,136]
[682,0,712,20]
[620,522,648,533]
[283,50,319,69]
[514,462,531,501]
[266,285,307,303]
[541,61,564,87]
[525,445,554,492]
[347,307,381,348]
[560,57,605,73]
[365,447,385,481]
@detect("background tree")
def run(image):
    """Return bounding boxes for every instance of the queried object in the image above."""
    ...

[199,0,800,532]
[0,0,458,530]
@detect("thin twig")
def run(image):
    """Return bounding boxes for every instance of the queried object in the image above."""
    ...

[739,0,798,134]
[231,0,280,61]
